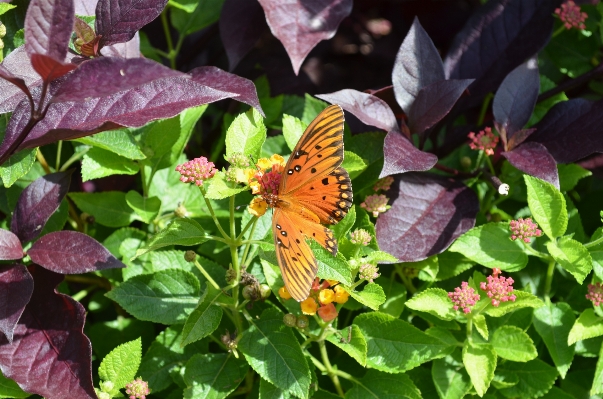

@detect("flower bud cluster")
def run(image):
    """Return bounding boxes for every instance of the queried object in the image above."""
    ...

[279,278,349,323]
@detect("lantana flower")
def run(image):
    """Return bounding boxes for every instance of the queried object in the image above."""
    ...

[359,263,380,283]
[468,127,499,156]
[586,282,603,306]
[373,176,394,192]
[509,218,542,243]
[480,268,516,307]
[280,278,348,322]
[448,282,480,313]
[555,1,587,30]
[125,377,150,399]
[350,228,372,246]
[361,194,390,217]
[175,157,217,186]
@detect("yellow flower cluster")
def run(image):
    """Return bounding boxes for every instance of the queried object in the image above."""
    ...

[246,154,286,217]
[278,281,350,318]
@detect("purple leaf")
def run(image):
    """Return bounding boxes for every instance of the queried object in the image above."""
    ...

[0,230,23,261]
[528,98,603,163]
[74,0,98,15]
[502,142,559,189]
[11,171,72,244]
[52,57,182,103]
[189,66,265,116]
[24,0,74,61]
[376,173,479,262]
[0,264,33,343]
[493,57,540,147]
[0,65,31,106]
[407,79,473,135]
[0,46,40,114]
[443,0,557,107]
[28,231,125,274]
[316,89,399,133]
[380,132,438,178]
[95,0,168,48]
[258,0,353,75]
[100,32,141,58]
[0,265,96,399]
[30,54,77,82]
[219,0,266,71]
[392,17,445,113]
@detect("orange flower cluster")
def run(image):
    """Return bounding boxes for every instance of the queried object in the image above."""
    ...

[247,154,286,216]
[279,278,349,322]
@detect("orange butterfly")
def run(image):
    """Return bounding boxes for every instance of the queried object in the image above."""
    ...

[261,105,353,301]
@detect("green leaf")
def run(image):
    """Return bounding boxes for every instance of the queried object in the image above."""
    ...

[354,312,448,373]
[473,314,489,340]
[313,243,353,286]
[106,269,200,324]
[170,0,225,35]
[363,250,398,264]
[592,340,603,395]
[524,175,567,239]
[415,256,439,282]
[0,4,17,15]
[256,76,284,128]
[558,164,592,192]
[491,326,537,362]
[125,191,160,224]
[432,350,472,399]
[301,94,328,124]
[99,338,142,393]
[75,128,146,160]
[0,148,36,188]
[226,108,266,161]
[342,151,367,177]
[492,372,519,389]
[69,191,137,227]
[0,370,28,398]
[204,171,249,200]
[405,288,457,321]
[379,277,407,318]
[485,290,544,317]
[259,379,292,399]
[345,370,421,399]
[568,308,603,345]
[181,283,224,346]
[282,114,306,151]
[462,342,496,397]
[135,218,209,258]
[497,359,558,398]
[346,283,386,311]
[448,222,528,272]
[532,302,575,378]
[325,325,367,367]
[545,237,592,284]
[331,204,356,241]
[81,147,140,181]
[436,251,474,281]
[137,116,182,170]
[590,228,603,280]
[262,135,289,158]
[238,308,311,399]
[183,353,248,399]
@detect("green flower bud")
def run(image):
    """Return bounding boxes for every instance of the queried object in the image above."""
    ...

[296,315,309,329]
[259,284,271,299]
[0,22,6,38]
[99,380,114,393]
[283,313,297,327]
[242,285,256,300]
[184,250,196,263]
[460,156,472,170]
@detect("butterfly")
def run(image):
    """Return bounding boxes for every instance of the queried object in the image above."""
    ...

[264,104,353,301]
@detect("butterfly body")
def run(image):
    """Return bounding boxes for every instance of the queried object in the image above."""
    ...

[264,105,352,301]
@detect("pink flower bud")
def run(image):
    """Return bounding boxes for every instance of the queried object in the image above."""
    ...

[448,282,480,313]
[175,157,217,186]
[468,127,499,156]
[480,268,516,307]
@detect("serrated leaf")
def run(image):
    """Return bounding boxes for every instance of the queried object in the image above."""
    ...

[331,205,356,241]
[485,290,544,317]
[462,342,496,397]
[282,114,306,151]
[81,147,140,181]
[106,269,200,324]
[204,172,249,200]
[524,175,567,239]
[497,359,558,398]
[558,163,591,192]
[183,353,248,399]
[533,302,575,378]
[0,148,36,188]
[546,237,592,284]
[259,378,292,399]
[325,325,367,367]
[473,314,488,340]
[99,338,142,392]
[491,326,537,362]
[225,108,266,161]
[354,312,448,373]
[341,151,366,175]
[69,191,137,227]
[345,369,421,399]
[345,283,386,311]
[568,309,603,346]
[432,350,472,399]
[75,129,146,160]
[405,288,456,321]
[125,191,161,224]
[135,218,209,258]
[592,341,603,395]
[181,283,224,347]
[313,243,353,286]
[238,308,311,399]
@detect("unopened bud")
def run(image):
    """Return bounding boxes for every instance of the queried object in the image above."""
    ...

[0,22,5,38]
[242,285,257,300]
[184,250,196,262]
[98,392,111,399]
[296,315,309,329]
[460,156,472,170]
[283,313,297,327]
[225,267,236,284]
[174,203,187,218]
[0,39,4,50]
[259,284,271,299]
[99,381,114,393]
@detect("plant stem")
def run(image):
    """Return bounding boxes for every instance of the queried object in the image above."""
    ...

[237,216,258,241]
[522,243,551,259]
[35,149,51,174]
[60,148,89,171]
[585,235,603,249]
[552,24,565,38]
[318,340,345,397]
[193,258,221,290]
[477,93,493,126]
[199,186,229,239]
[544,259,556,300]
[484,155,496,176]
[55,140,63,171]
[160,10,176,69]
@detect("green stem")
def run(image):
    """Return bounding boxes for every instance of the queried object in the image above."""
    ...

[160,10,176,69]
[237,216,258,241]
[60,148,89,171]
[484,155,496,176]
[552,24,566,38]
[318,340,345,397]
[523,243,551,259]
[208,334,229,351]
[56,140,63,171]
[397,267,417,294]
[477,93,493,126]
[466,318,473,341]
[193,258,221,290]
[584,235,603,249]
[71,286,94,302]
[200,186,229,239]
[544,259,556,300]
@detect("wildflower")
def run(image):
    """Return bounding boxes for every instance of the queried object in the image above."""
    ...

[373,176,394,192]
[555,1,587,30]
[319,288,335,304]
[333,285,349,304]
[175,157,217,186]
[278,286,292,300]
[248,197,268,217]
[256,157,272,170]
[359,263,380,283]
[350,228,372,246]
[255,169,281,195]
[468,127,499,156]
[226,152,251,169]
[361,194,390,218]
[448,282,480,313]
[480,268,516,307]
[301,297,318,315]
[509,218,542,243]
[586,282,603,306]
[317,303,338,322]
[124,377,150,399]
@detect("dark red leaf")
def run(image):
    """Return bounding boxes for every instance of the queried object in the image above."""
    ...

[96,0,168,48]
[528,98,603,163]
[0,65,31,105]
[100,33,140,58]
[0,46,40,114]
[258,0,353,75]
[0,265,96,399]
[380,131,438,178]
[24,0,74,61]
[502,142,559,189]
[30,54,77,82]
[189,66,265,116]
[11,171,72,244]
[0,264,33,343]
[392,17,445,113]
[367,85,403,117]
[52,57,182,103]
[28,231,125,274]
[316,89,399,133]
[443,0,557,107]
[0,230,23,261]
[376,173,479,262]
[219,0,266,71]
[493,57,540,147]
[75,0,98,16]
[407,79,473,135]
